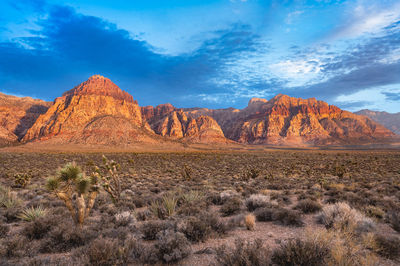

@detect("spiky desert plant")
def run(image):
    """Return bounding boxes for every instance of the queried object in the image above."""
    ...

[0,186,22,209]
[46,162,100,226]
[162,194,177,217]
[93,155,122,205]
[18,206,48,221]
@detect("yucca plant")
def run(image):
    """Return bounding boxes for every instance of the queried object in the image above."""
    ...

[18,206,47,221]
[46,162,100,226]
[162,194,177,217]
[0,187,22,209]
[181,190,203,204]
[92,155,122,205]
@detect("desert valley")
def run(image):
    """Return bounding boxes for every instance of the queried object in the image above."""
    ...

[0,75,399,265]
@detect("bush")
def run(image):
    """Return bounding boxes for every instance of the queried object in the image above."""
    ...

[0,223,9,238]
[23,215,55,240]
[272,238,330,266]
[317,202,375,233]
[216,238,270,266]
[181,216,212,243]
[114,211,135,227]
[375,234,400,259]
[365,205,385,220]
[245,194,275,211]
[14,173,32,188]
[141,220,175,240]
[387,211,400,232]
[86,237,121,265]
[272,209,304,227]
[41,222,96,252]
[294,199,321,214]
[155,229,191,263]
[255,208,303,227]
[220,197,242,216]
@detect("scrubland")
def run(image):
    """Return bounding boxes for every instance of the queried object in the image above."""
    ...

[0,150,399,265]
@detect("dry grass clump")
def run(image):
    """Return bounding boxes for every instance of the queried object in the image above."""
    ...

[245,194,276,211]
[245,214,256,231]
[294,199,321,214]
[317,202,375,233]
[216,238,270,266]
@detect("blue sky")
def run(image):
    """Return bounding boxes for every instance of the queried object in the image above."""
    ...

[0,0,399,112]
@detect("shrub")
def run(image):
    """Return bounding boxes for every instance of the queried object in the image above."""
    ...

[387,211,400,232]
[155,229,191,263]
[272,209,304,227]
[14,173,32,188]
[255,208,303,227]
[272,238,330,266]
[245,214,256,231]
[254,208,275,222]
[181,216,212,242]
[317,202,375,233]
[294,199,321,214]
[141,220,175,240]
[374,234,400,259]
[0,223,8,238]
[18,206,48,222]
[216,238,270,266]
[181,164,193,180]
[242,168,260,181]
[86,237,121,265]
[23,215,55,240]
[114,211,135,227]
[364,205,385,220]
[220,197,242,216]
[245,194,275,211]
[42,222,96,253]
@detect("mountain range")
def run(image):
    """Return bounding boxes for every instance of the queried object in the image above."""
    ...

[355,110,400,135]
[0,75,397,148]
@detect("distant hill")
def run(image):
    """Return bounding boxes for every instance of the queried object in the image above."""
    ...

[355,110,399,135]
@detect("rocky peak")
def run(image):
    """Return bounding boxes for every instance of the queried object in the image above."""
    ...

[62,75,135,103]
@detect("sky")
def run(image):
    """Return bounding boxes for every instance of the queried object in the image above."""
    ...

[0,0,399,112]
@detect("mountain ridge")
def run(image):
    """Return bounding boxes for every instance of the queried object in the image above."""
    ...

[0,75,396,147]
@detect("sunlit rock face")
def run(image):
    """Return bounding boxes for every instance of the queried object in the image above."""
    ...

[143,106,230,143]
[184,94,395,145]
[0,92,50,146]
[23,75,153,144]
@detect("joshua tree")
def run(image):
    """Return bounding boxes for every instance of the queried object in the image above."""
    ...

[92,155,122,205]
[46,162,99,226]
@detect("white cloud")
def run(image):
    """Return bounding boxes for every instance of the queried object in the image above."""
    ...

[331,1,400,39]
[285,10,304,25]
